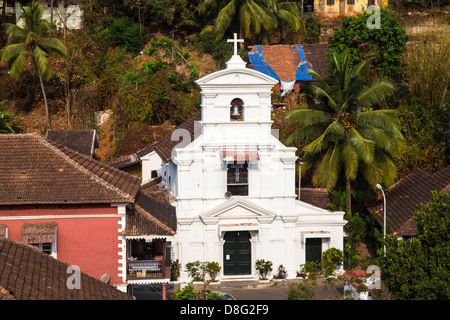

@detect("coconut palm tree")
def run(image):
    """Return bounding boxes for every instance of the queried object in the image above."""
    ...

[0,2,67,129]
[198,0,302,43]
[285,52,404,213]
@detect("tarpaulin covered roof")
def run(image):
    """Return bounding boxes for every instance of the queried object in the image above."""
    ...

[248,45,313,82]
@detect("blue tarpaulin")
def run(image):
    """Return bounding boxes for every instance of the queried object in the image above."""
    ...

[247,45,313,81]
[247,45,280,81]
[296,45,313,81]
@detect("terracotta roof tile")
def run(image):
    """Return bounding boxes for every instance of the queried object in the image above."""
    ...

[300,188,331,209]
[250,44,328,80]
[0,133,141,205]
[46,129,99,156]
[371,166,449,236]
[0,238,133,300]
[153,110,202,163]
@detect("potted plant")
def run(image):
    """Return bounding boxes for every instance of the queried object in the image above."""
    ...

[206,261,221,282]
[185,261,206,283]
[255,259,273,281]
[171,259,181,281]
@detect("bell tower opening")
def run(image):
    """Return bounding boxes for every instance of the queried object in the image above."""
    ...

[230,98,244,121]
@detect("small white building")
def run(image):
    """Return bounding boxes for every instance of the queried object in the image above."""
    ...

[148,35,346,282]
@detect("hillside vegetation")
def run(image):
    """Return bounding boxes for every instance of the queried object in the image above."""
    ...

[0,1,448,171]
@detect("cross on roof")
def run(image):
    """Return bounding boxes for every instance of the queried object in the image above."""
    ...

[227,33,244,56]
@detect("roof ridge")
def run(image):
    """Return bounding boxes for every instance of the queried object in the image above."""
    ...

[34,134,138,202]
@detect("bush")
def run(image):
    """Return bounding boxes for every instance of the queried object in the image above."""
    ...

[205,261,221,282]
[303,16,320,44]
[171,285,226,300]
[97,18,143,54]
[328,8,408,79]
[255,259,273,280]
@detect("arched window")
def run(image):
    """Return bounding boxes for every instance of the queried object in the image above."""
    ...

[230,98,244,121]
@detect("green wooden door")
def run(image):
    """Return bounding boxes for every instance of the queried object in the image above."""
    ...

[223,231,251,275]
[306,238,322,262]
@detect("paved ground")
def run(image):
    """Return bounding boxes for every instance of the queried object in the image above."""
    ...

[133,279,344,300]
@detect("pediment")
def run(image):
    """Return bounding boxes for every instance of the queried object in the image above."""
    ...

[200,198,276,224]
[195,68,278,87]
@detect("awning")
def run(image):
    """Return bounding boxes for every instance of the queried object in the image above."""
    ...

[221,150,260,161]
[301,231,331,243]
[22,223,57,244]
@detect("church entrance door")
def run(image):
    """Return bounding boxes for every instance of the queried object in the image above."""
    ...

[223,231,251,275]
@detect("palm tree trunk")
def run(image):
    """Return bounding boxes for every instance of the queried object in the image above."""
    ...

[346,179,351,214]
[35,57,51,129]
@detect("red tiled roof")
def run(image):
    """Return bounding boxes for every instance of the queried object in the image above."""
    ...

[0,238,133,300]
[300,188,331,209]
[371,166,450,236]
[153,110,202,163]
[250,44,329,80]
[46,129,99,156]
[0,133,141,205]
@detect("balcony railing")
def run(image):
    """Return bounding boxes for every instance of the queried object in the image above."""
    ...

[127,260,169,280]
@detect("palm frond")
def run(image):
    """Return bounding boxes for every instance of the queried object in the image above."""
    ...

[301,82,338,112]
[4,23,27,42]
[285,108,330,125]
[357,77,395,108]
[40,37,67,57]
[347,127,375,164]
[341,137,359,181]
[284,123,327,146]
[312,142,341,190]
[33,45,49,78]
[9,50,28,80]
[214,0,236,39]
[0,43,26,63]
[277,9,302,32]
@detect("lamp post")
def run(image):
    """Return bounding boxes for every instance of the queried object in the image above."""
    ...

[376,184,386,256]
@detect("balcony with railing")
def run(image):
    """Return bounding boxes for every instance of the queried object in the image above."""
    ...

[127,258,170,280]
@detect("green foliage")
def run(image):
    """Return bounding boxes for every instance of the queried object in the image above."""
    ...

[205,261,221,281]
[321,248,344,277]
[142,60,169,75]
[255,259,273,280]
[0,100,20,133]
[198,0,302,43]
[379,192,450,299]
[191,31,232,66]
[185,261,205,282]
[328,8,408,79]
[97,18,143,54]
[303,16,320,44]
[171,285,226,300]
[185,260,222,282]
[285,52,404,201]
[394,97,449,175]
[288,248,344,300]
[0,1,66,129]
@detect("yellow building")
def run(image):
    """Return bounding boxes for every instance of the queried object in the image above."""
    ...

[305,0,387,17]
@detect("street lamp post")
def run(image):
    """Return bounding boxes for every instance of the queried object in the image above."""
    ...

[376,184,386,256]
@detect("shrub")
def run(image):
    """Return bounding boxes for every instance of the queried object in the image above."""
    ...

[328,8,408,79]
[303,16,320,44]
[98,18,143,54]
[205,261,221,282]
[185,261,206,282]
[273,264,288,280]
[255,259,273,280]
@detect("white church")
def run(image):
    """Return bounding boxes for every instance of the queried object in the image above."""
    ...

[143,35,346,282]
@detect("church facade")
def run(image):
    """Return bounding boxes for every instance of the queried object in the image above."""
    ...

[158,36,346,282]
